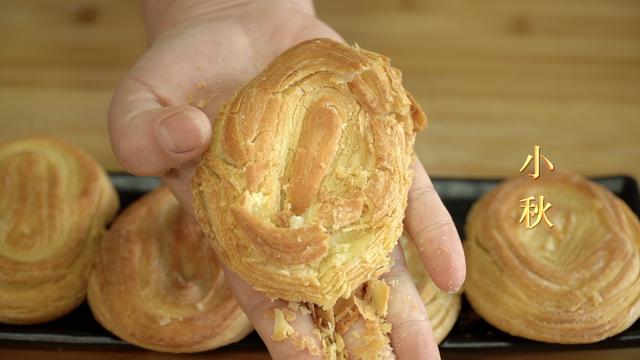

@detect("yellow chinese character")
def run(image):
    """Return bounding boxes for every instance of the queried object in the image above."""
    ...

[519,195,554,229]
[519,145,554,179]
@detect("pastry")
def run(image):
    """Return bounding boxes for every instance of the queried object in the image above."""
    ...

[88,187,252,353]
[193,38,426,309]
[275,279,395,360]
[0,136,118,324]
[401,234,460,344]
[464,170,640,343]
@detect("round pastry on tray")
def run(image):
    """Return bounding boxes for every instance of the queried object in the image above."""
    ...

[192,38,427,309]
[0,136,118,324]
[464,169,640,343]
[88,187,252,353]
[401,234,461,344]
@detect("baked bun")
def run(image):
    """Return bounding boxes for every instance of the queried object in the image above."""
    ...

[464,170,640,343]
[0,136,118,324]
[401,234,460,343]
[88,187,252,352]
[193,38,426,308]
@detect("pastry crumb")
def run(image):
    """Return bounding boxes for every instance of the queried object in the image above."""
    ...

[271,308,321,356]
[272,308,294,341]
[289,215,305,229]
[283,308,297,322]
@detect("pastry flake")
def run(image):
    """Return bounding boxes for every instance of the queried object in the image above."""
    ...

[305,280,394,360]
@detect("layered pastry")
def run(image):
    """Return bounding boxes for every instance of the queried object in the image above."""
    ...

[88,187,252,352]
[0,136,118,324]
[274,279,394,360]
[401,235,461,344]
[193,38,427,310]
[464,170,640,343]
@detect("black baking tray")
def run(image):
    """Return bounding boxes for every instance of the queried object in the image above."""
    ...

[0,173,638,352]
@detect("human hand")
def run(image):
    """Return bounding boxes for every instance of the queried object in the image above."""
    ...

[108,1,465,358]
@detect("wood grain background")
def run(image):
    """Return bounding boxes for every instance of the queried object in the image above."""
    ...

[1,0,638,178]
[1,0,639,359]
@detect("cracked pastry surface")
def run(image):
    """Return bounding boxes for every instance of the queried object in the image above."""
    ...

[464,170,640,343]
[0,136,118,324]
[88,187,252,353]
[401,234,460,344]
[193,38,426,308]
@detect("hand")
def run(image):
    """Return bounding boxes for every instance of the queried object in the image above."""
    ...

[108,1,465,358]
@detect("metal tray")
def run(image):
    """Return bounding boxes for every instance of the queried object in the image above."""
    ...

[0,174,638,351]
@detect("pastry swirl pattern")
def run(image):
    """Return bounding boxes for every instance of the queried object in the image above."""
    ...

[0,136,118,324]
[88,187,252,352]
[193,38,426,308]
[464,170,640,343]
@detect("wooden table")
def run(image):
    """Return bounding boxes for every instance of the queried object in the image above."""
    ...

[1,0,639,359]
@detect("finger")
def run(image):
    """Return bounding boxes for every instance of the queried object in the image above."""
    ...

[382,245,440,360]
[108,77,211,176]
[244,1,345,49]
[162,159,201,217]
[404,160,466,293]
[222,265,322,359]
[287,19,344,45]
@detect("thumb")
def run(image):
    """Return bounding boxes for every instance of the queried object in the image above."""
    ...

[108,78,211,176]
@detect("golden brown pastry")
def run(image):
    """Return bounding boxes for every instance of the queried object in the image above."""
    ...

[464,170,640,343]
[400,234,460,344]
[0,136,118,324]
[193,38,426,309]
[88,187,252,353]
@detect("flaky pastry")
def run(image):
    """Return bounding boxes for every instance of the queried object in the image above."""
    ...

[0,136,118,324]
[464,170,640,343]
[401,234,460,344]
[193,38,426,309]
[88,187,252,352]
[273,279,394,360]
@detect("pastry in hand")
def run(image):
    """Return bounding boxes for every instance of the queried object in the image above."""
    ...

[0,136,118,324]
[270,279,395,360]
[401,234,460,344]
[193,38,427,309]
[88,187,252,353]
[464,170,640,343]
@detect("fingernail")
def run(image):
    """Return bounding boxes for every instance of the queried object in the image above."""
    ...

[157,111,206,153]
